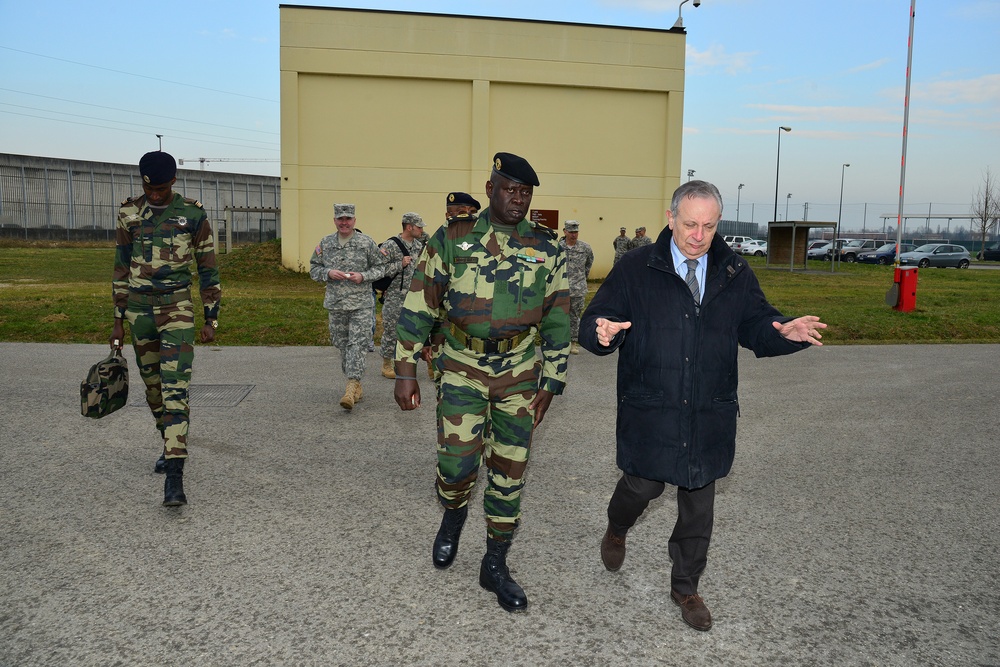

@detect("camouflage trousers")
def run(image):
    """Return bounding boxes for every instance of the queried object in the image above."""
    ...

[435,340,540,540]
[378,288,406,360]
[569,294,585,342]
[126,296,196,459]
[328,308,370,380]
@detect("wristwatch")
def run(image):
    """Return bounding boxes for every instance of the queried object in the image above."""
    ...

[208,319,218,329]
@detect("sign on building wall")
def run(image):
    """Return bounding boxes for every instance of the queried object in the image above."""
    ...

[531,209,559,230]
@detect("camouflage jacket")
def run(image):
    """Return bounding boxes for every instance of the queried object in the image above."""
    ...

[559,238,594,298]
[379,234,423,298]
[395,208,571,394]
[629,235,653,251]
[309,231,389,311]
[613,235,631,263]
[112,193,221,321]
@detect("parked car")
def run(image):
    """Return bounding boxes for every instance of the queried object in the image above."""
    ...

[898,244,971,269]
[857,242,917,265]
[807,242,832,260]
[977,242,1000,261]
[739,239,767,256]
[807,240,829,251]
[837,239,888,263]
[724,235,754,249]
[732,239,762,255]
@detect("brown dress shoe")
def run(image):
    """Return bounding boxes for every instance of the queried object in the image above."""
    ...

[600,524,627,571]
[671,589,713,631]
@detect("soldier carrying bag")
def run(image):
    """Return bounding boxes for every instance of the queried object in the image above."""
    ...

[372,236,410,304]
[80,343,129,419]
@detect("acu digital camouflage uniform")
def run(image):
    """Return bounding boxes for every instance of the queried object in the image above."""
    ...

[379,232,424,362]
[394,208,571,540]
[310,231,389,385]
[613,232,631,264]
[113,193,221,460]
[559,235,594,345]
[630,228,653,251]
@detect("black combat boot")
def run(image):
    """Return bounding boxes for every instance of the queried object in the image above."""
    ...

[432,505,468,569]
[153,449,166,474]
[162,458,187,507]
[479,536,528,612]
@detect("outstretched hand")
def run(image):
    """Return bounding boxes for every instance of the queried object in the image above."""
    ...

[773,315,827,346]
[594,318,632,347]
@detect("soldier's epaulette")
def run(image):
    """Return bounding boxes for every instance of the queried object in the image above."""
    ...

[121,195,140,206]
[183,197,204,209]
[446,213,477,226]
[531,222,558,240]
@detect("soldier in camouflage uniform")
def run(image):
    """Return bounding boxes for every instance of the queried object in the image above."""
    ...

[559,220,594,355]
[393,153,570,613]
[110,151,221,507]
[378,212,425,379]
[422,192,482,382]
[630,226,653,250]
[310,203,389,411]
[613,226,631,264]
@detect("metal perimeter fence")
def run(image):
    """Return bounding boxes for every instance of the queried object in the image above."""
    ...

[0,154,280,250]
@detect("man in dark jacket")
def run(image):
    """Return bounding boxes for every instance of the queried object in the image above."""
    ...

[579,180,826,632]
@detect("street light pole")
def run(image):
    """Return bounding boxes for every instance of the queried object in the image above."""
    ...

[737,183,744,223]
[156,134,163,151]
[687,169,696,182]
[773,126,792,225]
[785,193,792,222]
[834,162,850,272]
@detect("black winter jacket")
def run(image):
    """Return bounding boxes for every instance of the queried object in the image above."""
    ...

[580,229,809,489]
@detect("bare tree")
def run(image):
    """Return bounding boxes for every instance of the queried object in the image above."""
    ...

[971,167,1000,258]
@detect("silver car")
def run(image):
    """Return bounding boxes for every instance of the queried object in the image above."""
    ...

[898,244,971,269]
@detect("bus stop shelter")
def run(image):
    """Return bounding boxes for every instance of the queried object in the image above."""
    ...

[766,221,837,271]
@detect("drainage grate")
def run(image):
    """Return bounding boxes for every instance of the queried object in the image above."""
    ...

[130,384,255,408]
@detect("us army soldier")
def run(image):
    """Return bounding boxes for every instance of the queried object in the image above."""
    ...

[310,203,389,410]
[560,219,594,355]
[379,212,425,379]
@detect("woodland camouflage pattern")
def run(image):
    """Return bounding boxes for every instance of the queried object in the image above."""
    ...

[113,193,220,459]
[80,348,129,419]
[394,208,570,538]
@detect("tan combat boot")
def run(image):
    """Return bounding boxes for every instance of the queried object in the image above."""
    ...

[340,381,356,410]
[352,378,363,403]
[381,357,396,379]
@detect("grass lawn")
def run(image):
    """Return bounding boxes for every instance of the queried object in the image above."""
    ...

[2,239,999,345]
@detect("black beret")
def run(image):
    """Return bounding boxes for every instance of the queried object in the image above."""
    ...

[446,192,481,209]
[139,151,177,186]
[492,152,539,187]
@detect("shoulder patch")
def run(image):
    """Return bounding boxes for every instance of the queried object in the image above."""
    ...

[183,197,204,209]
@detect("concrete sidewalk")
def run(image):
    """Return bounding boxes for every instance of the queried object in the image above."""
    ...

[1,342,997,666]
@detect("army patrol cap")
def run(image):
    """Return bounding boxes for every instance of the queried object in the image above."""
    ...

[636,226,646,232]
[492,152,539,187]
[620,226,627,232]
[401,212,424,228]
[139,151,177,185]
[447,192,481,209]
[334,203,356,219]
[564,220,580,232]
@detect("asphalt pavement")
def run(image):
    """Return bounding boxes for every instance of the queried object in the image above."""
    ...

[1,342,998,666]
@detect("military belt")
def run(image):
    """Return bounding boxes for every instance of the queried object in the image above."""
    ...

[127,289,191,307]
[449,323,533,355]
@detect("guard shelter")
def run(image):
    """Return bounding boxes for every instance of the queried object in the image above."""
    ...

[766,221,837,271]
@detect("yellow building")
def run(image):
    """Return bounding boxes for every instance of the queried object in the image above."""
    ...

[280,6,686,276]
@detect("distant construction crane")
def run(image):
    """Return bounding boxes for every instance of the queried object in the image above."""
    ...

[178,158,280,170]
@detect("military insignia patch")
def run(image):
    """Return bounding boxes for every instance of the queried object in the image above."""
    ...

[495,157,502,171]
[458,241,474,251]
[448,194,456,203]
